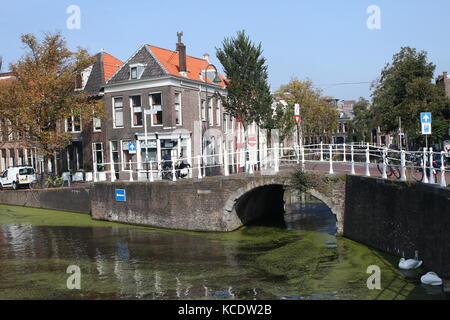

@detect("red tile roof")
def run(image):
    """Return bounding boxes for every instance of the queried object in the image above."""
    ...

[146,45,226,87]
[102,52,124,82]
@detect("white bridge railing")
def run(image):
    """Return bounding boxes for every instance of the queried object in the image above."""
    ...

[93,143,450,188]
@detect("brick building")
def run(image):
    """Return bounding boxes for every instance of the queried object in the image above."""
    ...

[436,71,450,98]
[102,36,227,180]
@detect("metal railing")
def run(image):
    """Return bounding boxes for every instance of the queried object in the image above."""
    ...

[92,143,450,187]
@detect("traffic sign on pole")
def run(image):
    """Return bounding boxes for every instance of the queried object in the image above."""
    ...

[420,112,432,135]
[421,112,432,124]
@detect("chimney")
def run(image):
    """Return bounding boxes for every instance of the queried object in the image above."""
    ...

[444,71,448,79]
[176,32,187,73]
[203,53,210,63]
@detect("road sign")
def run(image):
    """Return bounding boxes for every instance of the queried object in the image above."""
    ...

[115,189,126,202]
[128,142,137,154]
[422,123,432,135]
[421,112,432,124]
[294,104,300,116]
[248,137,257,147]
[293,115,301,125]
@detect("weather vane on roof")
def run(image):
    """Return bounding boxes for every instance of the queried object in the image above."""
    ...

[177,31,183,43]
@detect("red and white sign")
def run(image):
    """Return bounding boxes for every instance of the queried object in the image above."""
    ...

[293,115,301,125]
[248,137,257,147]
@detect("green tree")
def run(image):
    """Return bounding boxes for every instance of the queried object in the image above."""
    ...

[348,97,373,143]
[216,30,273,153]
[275,78,338,143]
[0,32,102,154]
[371,47,450,146]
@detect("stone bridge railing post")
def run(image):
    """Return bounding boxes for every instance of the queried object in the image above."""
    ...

[198,155,202,180]
[274,145,280,173]
[329,145,334,174]
[320,142,324,162]
[129,160,134,182]
[350,144,355,175]
[400,150,406,181]
[381,148,388,179]
[150,161,154,182]
[224,145,230,177]
[441,151,447,187]
[343,143,347,162]
[110,162,116,182]
[422,148,429,184]
[429,147,435,184]
[365,143,371,177]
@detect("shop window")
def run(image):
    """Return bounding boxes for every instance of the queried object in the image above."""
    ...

[131,95,143,127]
[175,92,182,125]
[150,93,163,126]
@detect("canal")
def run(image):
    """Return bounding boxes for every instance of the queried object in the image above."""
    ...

[0,199,447,300]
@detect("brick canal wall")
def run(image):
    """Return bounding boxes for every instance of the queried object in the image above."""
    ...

[344,175,450,279]
[0,187,91,214]
[90,176,290,232]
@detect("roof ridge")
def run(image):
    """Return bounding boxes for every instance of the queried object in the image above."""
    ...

[146,44,208,62]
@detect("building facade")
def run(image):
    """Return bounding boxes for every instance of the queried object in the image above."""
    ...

[102,38,227,180]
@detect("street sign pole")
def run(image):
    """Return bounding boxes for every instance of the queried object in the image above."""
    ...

[420,112,432,150]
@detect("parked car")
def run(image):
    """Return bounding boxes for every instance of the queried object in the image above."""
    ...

[0,166,37,190]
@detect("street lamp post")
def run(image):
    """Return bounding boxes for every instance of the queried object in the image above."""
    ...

[202,64,222,176]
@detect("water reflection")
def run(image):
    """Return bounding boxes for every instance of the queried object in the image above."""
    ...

[0,201,447,300]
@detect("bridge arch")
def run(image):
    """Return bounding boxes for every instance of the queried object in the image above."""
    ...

[222,177,344,234]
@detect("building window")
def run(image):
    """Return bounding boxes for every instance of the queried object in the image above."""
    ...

[111,141,120,174]
[223,114,228,134]
[201,99,206,121]
[131,95,143,127]
[175,92,182,125]
[121,140,133,170]
[150,93,163,126]
[93,117,101,132]
[113,97,124,128]
[93,143,104,171]
[208,99,213,126]
[216,98,221,126]
[130,64,145,80]
[130,67,138,80]
[66,115,81,133]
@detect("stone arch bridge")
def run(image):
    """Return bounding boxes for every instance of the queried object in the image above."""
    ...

[91,170,347,234]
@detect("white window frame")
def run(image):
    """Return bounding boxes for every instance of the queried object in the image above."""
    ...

[208,99,213,126]
[65,115,82,133]
[112,96,124,129]
[201,99,206,122]
[149,92,163,127]
[92,142,104,170]
[216,98,221,126]
[129,63,146,80]
[175,91,182,126]
[93,117,101,132]
[130,95,143,128]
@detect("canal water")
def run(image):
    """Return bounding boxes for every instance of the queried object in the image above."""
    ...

[0,200,447,300]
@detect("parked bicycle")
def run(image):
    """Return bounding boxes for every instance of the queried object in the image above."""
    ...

[377,150,401,179]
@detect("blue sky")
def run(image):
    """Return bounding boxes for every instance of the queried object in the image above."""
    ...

[1,0,450,100]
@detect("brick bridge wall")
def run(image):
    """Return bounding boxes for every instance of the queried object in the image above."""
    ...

[90,171,346,233]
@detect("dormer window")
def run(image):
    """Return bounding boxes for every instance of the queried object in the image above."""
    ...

[131,67,138,79]
[129,63,145,80]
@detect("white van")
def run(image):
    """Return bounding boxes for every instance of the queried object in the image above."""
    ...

[0,167,37,190]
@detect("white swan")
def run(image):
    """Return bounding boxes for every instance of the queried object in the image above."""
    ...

[398,251,422,270]
[420,272,442,286]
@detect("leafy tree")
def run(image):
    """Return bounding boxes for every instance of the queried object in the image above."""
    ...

[347,97,373,143]
[275,78,338,143]
[216,30,273,153]
[0,32,102,154]
[371,47,450,146]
